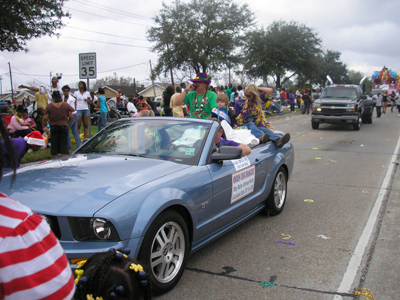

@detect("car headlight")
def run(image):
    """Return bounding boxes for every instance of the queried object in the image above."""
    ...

[69,217,120,241]
[346,104,356,112]
[312,104,321,111]
[92,218,113,239]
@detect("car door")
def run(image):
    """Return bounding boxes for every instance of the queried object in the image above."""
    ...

[207,145,270,231]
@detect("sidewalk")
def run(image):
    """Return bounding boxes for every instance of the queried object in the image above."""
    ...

[361,162,400,299]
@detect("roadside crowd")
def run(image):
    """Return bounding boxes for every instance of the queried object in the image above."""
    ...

[370,90,400,118]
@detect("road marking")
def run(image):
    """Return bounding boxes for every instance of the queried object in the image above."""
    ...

[333,133,400,300]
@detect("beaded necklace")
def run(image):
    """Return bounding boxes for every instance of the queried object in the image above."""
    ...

[191,91,209,118]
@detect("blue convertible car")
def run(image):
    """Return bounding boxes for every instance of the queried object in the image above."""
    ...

[0,117,294,294]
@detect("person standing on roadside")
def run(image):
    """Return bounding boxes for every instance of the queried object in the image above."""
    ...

[162,86,174,117]
[62,85,81,150]
[19,76,62,105]
[296,89,302,108]
[226,83,233,97]
[302,90,311,114]
[381,90,389,114]
[288,90,295,112]
[32,91,48,111]
[42,91,74,158]
[281,88,287,105]
[173,72,217,119]
[96,88,108,131]
[170,86,185,117]
[74,81,91,139]
[376,93,382,118]
[237,85,245,99]
[390,91,397,112]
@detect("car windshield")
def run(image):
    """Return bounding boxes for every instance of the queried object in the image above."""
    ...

[321,87,358,99]
[75,119,211,165]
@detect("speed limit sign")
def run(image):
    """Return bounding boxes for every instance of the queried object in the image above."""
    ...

[79,52,97,79]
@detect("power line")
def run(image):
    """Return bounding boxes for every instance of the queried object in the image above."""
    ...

[99,63,148,74]
[70,0,153,21]
[61,36,151,48]
[64,7,149,27]
[65,26,148,41]
[12,62,149,77]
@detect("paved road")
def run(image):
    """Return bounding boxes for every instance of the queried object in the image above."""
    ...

[156,110,400,300]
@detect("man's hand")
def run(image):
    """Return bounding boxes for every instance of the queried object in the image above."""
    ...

[187,84,196,92]
[18,85,25,89]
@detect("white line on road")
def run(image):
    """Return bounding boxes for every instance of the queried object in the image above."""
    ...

[333,134,400,300]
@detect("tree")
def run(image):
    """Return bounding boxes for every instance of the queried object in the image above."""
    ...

[147,0,254,76]
[0,0,70,52]
[243,21,322,89]
[348,70,372,93]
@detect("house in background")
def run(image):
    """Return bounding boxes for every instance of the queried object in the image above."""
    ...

[102,85,146,100]
[0,90,36,106]
[138,83,169,100]
[15,90,36,105]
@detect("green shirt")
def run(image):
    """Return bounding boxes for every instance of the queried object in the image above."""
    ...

[184,90,217,119]
[226,88,232,96]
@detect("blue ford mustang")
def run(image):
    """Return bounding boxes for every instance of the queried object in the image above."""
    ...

[0,117,294,294]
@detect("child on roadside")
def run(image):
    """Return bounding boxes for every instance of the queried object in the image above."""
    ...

[74,248,152,300]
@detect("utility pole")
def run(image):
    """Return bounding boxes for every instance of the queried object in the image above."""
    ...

[87,78,91,138]
[149,60,156,98]
[50,71,52,85]
[8,63,14,103]
[0,75,2,94]
[133,78,136,97]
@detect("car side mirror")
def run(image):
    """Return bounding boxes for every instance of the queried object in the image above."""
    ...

[211,146,242,161]
[360,95,367,99]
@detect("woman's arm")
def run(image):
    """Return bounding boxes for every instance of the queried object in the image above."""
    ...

[257,87,273,98]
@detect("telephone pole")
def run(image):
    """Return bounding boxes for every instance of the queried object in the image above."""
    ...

[8,63,14,103]
[149,60,156,98]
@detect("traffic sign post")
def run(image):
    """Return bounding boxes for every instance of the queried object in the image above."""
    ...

[79,53,97,138]
[79,53,97,79]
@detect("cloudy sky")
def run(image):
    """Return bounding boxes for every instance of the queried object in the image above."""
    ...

[1,0,400,93]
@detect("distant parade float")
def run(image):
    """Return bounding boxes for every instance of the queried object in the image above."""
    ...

[371,66,399,94]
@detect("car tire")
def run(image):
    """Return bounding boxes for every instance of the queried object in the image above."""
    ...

[353,113,361,131]
[138,210,189,295]
[311,122,319,129]
[266,167,287,215]
[367,113,373,124]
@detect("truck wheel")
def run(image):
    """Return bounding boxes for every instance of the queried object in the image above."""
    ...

[353,113,361,131]
[312,122,319,129]
[367,113,373,124]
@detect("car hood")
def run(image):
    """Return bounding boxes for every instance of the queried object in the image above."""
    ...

[0,154,190,216]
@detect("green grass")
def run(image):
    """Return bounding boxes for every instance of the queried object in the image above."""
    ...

[21,125,100,165]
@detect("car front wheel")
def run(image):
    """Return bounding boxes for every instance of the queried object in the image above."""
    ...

[266,167,287,215]
[138,210,189,295]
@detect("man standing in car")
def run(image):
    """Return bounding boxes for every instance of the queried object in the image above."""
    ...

[173,73,217,119]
